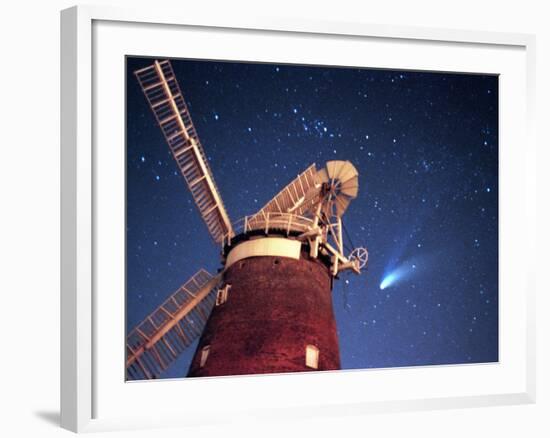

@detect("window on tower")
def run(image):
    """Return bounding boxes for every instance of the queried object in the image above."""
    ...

[200,345,211,368]
[305,344,319,369]
[215,284,231,306]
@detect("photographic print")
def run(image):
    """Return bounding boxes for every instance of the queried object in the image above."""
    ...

[125,57,498,380]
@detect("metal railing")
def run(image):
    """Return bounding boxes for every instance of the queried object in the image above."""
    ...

[222,212,314,246]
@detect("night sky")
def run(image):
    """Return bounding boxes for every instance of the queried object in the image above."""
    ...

[126,56,498,379]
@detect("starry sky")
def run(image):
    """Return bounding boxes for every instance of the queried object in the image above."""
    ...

[126,56,498,379]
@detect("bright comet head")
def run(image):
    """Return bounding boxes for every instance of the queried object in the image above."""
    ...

[379,261,419,290]
[379,273,397,290]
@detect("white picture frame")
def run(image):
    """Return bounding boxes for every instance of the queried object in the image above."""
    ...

[60,5,536,433]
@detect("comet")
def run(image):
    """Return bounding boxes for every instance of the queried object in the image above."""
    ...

[379,260,419,290]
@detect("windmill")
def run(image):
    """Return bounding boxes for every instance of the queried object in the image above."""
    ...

[126,60,369,380]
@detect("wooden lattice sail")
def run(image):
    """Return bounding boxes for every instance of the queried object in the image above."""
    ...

[135,60,234,243]
[247,164,320,230]
[126,269,221,380]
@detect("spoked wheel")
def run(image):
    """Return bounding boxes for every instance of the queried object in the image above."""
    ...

[349,247,369,269]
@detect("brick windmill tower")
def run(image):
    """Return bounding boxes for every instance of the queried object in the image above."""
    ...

[126,60,369,380]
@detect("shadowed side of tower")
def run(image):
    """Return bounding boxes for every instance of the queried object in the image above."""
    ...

[187,250,340,377]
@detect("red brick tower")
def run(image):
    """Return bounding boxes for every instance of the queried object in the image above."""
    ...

[187,245,340,377]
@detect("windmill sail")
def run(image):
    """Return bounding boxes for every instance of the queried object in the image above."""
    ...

[135,60,233,243]
[248,164,320,229]
[126,269,221,380]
